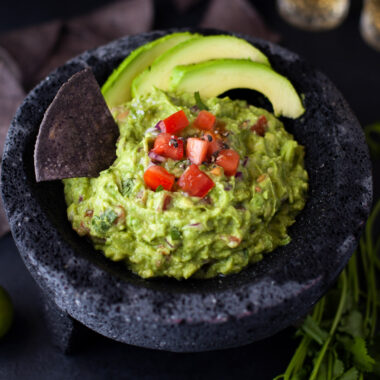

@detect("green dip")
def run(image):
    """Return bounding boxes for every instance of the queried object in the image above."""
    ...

[63,89,308,279]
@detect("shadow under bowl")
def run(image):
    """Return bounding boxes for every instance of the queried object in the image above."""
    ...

[0,28,372,352]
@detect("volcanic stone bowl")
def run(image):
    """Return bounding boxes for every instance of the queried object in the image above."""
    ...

[1,28,372,352]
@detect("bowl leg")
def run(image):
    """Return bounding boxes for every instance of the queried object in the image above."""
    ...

[42,294,94,354]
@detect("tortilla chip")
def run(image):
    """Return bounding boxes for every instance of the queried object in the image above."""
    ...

[34,68,119,182]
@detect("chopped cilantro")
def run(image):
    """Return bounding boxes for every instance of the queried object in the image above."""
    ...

[170,227,181,240]
[91,209,118,234]
[121,178,134,196]
[275,199,380,379]
[156,185,164,192]
[194,91,208,111]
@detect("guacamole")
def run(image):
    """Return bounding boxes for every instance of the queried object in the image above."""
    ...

[63,89,308,279]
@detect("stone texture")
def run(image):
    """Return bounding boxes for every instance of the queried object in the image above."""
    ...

[0,48,25,237]
[0,28,372,352]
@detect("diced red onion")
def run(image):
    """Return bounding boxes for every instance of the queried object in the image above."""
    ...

[145,126,160,135]
[224,184,232,191]
[235,171,243,179]
[155,120,165,131]
[242,156,249,167]
[165,238,174,248]
[190,105,200,113]
[148,151,166,163]
[188,223,201,227]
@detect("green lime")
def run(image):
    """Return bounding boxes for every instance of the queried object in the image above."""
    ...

[0,286,13,338]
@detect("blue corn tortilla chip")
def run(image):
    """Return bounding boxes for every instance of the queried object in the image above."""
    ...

[34,68,119,182]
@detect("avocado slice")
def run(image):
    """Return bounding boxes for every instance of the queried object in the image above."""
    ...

[169,59,305,119]
[101,32,196,108]
[131,35,270,98]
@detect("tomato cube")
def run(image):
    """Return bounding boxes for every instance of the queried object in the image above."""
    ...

[152,133,184,160]
[178,164,215,198]
[186,137,209,165]
[216,149,240,176]
[202,132,223,157]
[162,110,189,134]
[144,165,175,191]
[193,110,216,131]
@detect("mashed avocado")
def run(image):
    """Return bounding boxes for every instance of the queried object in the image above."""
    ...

[63,89,308,279]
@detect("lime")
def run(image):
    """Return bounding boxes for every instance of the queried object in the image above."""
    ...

[0,286,13,338]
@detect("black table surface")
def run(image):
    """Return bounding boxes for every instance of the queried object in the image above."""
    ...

[0,1,379,379]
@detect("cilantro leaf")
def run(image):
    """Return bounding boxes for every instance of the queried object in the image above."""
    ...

[91,209,118,234]
[338,367,359,380]
[121,178,134,196]
[338,310,364,338]
[170,227,181,240]
[301,315,329,345]
[156,185,164,192]
[333,357,345,378]
[345,337,375,372]
[194,91,208,111]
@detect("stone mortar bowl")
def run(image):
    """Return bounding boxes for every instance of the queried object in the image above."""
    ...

[1,28,372,352]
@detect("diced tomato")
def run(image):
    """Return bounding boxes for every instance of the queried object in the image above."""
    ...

[202,132,223,157]
[193,110,216,131]
[186,137,209,165]
[144,165,175,191]
[152,133,184,160]
[161,110,189,134]
[251,115,267,136]
[216,149,240,176]
[178,164,215,198]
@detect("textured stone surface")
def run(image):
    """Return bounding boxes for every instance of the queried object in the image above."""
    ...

[0,28,372,352]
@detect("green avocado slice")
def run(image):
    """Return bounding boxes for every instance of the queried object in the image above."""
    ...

[101,32,197,108]
[169,59,305,119]
[131,35,270,98]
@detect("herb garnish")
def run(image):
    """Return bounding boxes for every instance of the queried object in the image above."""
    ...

[92,209,118,234]
[275,201,380,380]
[170,227,181,240]
[156,185,164,192]
[121,178,134,196]
[194,91,209,111]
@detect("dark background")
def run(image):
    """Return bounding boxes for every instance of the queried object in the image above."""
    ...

[0,0,379,379]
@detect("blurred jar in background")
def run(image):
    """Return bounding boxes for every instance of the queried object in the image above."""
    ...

[277,0,350,31]
[360,0,380,51]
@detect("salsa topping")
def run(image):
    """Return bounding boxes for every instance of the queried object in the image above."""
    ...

[193,110,216,130]
[152,133,184,160]
[144,165,175,191]
[178,164,215,198]
[145,108,245,196]
[160,109,189,134]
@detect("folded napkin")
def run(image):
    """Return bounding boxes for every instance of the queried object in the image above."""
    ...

[0,0,279,237]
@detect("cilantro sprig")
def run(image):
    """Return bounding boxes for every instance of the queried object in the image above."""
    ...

[275,185,380,380]
[194,91,209,111]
